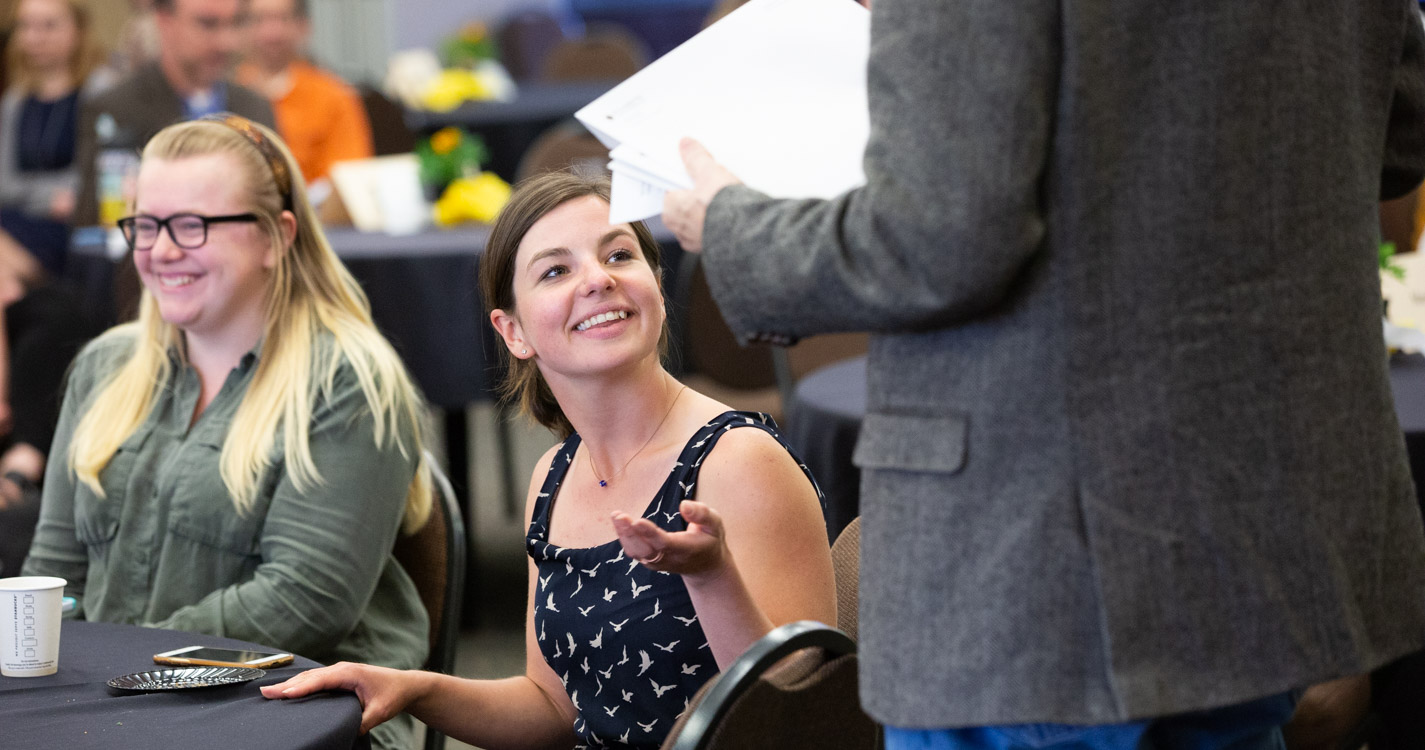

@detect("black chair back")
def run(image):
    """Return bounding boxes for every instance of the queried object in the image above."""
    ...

[392,453,467,750]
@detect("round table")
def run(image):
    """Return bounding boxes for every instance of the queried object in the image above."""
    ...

[0,620,366,750]
[783,356,868,543]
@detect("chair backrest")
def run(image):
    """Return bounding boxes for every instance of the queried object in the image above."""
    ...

[515,119,611,182]
[540,25,649,82]
[359,85,418,156]
[661,621,880,750]
[671,254,784,419]
[830,517,861,642]
[498,10,568,81]
[391,454,467,750]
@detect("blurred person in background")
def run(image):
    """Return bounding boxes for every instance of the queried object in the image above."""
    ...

[237,0,372,200]
[72,0,273,321]
[0,0,105,577]
[1,0,113,275]
[0,226,94,577]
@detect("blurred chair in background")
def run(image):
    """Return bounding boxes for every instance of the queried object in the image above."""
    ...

[830,516,860,642]
[674,254,783,420]
[392,454,467,750]
[540,24,647,82]
[359,84,417,156]
[497,10,566,82]
[514,119,609,182]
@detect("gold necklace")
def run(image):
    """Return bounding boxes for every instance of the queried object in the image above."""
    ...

[587,384,688,488]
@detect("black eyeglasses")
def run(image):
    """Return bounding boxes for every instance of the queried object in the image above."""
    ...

[117,213,260,252]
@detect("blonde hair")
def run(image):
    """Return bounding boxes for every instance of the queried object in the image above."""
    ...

[3,0,104,91]
[69,118,431,533]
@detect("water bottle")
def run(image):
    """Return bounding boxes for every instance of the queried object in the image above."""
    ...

[95,112,138,229]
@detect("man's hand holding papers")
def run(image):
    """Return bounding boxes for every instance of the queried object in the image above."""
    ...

[662,139,741,253]
[574,0,870,224]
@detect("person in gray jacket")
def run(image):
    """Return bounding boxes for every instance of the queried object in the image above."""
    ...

[663,0,1425,747]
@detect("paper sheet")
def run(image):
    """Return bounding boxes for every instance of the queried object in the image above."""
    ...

[329,155,428,235]
[576,0,871,223]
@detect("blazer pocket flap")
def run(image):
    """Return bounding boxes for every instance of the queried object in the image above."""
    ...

[852,412,968,473]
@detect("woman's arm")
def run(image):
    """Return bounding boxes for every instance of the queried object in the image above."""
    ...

[263,446,580,750]
[612,428,836,669]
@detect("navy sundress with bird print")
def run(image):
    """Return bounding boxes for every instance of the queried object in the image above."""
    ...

[527,410,824,749]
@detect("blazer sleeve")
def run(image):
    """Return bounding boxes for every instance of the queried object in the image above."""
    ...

[1382,1,1425,200]
[701,0,1059,342]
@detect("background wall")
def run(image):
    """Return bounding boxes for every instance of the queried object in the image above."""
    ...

[388,0,563,53]
[310,0,564,85]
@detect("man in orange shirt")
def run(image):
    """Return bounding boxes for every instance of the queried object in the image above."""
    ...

[237,0,371,186]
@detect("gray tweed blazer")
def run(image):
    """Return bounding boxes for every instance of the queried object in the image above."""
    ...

[701,0,1425,727]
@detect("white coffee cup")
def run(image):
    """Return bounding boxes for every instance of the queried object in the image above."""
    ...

[0,576,67,677]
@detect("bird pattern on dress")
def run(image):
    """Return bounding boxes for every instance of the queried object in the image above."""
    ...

[527,411,823,749]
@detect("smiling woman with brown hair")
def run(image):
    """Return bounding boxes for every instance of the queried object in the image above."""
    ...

[263,171,836,750]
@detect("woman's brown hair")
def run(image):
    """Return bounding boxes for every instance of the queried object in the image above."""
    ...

[479,171,668,439]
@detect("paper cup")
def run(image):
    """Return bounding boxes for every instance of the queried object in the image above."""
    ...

[0,576,66,677]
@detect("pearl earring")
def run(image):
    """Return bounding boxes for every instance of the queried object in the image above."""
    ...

[521,348,529,355]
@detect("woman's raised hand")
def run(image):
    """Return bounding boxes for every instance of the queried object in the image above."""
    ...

[611,500,730,581]
[261,662,425,735]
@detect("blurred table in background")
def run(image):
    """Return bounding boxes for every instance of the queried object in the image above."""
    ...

[783,356,866,543]
[404,81,619,182]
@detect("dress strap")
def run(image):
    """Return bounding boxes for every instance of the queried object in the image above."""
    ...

[528,434,580,541]
[652,411,824,529]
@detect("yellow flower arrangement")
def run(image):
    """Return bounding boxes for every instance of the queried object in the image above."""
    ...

[433,172,513,226]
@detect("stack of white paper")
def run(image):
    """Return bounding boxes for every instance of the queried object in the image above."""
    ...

[575,0,871,223]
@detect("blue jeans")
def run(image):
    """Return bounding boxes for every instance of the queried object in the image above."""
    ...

[885,692,1296,750]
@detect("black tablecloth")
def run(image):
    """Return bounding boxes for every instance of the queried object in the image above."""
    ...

[0,620,364,750]
[788,353,1425,541]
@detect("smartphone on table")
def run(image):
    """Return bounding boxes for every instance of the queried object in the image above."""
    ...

[153,645,295,669]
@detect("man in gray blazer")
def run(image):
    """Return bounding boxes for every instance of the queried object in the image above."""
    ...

[664,0,1425,746]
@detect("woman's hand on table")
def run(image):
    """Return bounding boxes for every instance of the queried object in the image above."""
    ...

[611,500,731,583]
[261,662,428,735]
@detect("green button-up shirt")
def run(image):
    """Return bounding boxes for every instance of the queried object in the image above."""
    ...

[24,331,429,675]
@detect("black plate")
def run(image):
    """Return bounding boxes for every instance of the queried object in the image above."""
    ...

[107,666,266,691]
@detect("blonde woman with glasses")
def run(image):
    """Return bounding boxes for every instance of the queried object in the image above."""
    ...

[22,114,432,750]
